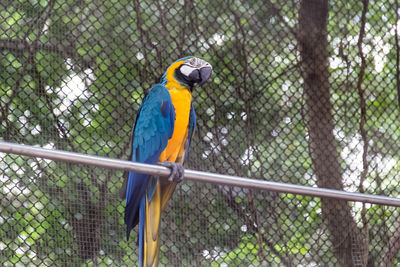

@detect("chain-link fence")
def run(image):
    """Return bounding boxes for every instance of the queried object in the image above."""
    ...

[1,0,400,266]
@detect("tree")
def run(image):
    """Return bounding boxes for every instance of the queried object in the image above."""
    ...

[298,0,368,265]
[1,0,400,265]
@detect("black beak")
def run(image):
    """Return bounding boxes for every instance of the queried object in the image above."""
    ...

[188,69,201,83]
[198,66,212,86]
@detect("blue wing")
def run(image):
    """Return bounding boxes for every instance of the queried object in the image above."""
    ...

[124,84,175,239]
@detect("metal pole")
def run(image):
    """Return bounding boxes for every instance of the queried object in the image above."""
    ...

[1,141,400,206]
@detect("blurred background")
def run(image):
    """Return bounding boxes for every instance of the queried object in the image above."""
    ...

[1,0,400,265]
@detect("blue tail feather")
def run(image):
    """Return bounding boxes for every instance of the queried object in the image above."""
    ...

[124,172,150,240]
[125,152,160,240]
[138,196,145,267]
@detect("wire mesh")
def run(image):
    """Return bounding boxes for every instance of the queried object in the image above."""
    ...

[1,0,400,266]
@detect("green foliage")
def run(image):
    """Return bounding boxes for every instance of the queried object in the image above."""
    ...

[1,0,400,265]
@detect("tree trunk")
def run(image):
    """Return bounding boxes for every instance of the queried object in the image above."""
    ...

[297,0,368,266]
[380,215,400,266]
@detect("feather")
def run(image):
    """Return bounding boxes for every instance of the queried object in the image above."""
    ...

[122,56,211,267]
[124,84,175,240]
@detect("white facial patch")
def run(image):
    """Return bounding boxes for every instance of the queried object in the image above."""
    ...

[180,65,196,76]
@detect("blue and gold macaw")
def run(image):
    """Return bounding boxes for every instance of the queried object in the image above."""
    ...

[120,57,212,267]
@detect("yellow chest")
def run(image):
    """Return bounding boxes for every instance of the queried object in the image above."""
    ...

[160,86,192,162]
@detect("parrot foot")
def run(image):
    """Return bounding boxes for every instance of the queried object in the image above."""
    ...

[160,161,185,182]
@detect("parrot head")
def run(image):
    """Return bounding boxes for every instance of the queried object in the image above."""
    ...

[161,56,212,90]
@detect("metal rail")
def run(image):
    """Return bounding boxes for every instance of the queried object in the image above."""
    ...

[1,141,400,206]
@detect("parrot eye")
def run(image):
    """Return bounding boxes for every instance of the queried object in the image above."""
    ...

[184,57,208,68]
[185,57,197,66]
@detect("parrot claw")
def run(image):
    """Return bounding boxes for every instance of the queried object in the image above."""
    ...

[160,161,185,182]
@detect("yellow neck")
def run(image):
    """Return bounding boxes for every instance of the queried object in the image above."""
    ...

[160,80,192,162]
[165,80,189,91]
[162,59,191,91]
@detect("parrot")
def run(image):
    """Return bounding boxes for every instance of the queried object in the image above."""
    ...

[120,56,212,267]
